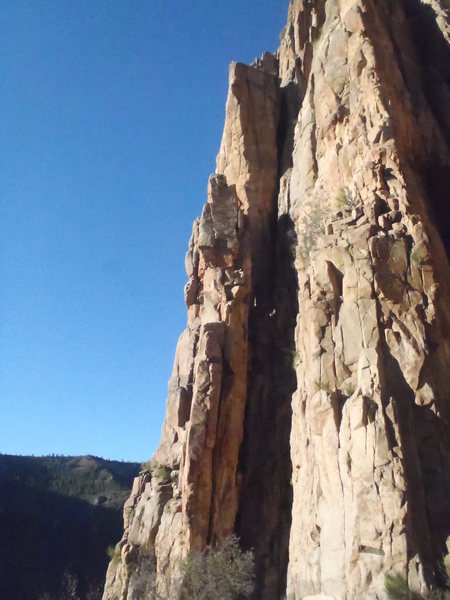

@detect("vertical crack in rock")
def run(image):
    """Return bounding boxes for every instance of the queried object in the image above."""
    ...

[103,1,450,598]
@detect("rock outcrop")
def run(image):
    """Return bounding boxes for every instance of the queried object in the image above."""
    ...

[103,1,450,598]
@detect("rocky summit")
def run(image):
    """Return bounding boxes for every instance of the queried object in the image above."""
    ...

[103,0,450,598]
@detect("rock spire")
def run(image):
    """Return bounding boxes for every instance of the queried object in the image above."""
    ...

[103,1,450,598]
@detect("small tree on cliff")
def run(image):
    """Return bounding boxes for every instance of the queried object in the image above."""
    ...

[180,535,255,600]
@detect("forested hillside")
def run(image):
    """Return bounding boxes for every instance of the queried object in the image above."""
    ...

[0,454,140,600]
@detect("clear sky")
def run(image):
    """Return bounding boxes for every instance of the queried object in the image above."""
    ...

[0,0,287,462]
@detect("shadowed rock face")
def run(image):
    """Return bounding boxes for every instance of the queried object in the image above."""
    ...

[103,1,450,599]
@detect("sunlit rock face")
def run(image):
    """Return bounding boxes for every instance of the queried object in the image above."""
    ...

[103,1,450,598]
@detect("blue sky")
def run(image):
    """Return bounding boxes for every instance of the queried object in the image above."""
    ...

[0,0,286,462]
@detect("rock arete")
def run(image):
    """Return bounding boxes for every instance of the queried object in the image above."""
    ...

[103,1,450,598]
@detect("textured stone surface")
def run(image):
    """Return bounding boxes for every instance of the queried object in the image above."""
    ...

[104,1,450,598]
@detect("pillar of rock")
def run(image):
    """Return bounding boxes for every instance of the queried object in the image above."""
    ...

[103,1,450,598]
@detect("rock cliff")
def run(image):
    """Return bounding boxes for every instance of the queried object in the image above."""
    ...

[103,0,450,598]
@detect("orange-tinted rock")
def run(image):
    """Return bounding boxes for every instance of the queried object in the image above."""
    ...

[104,1,450,598]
